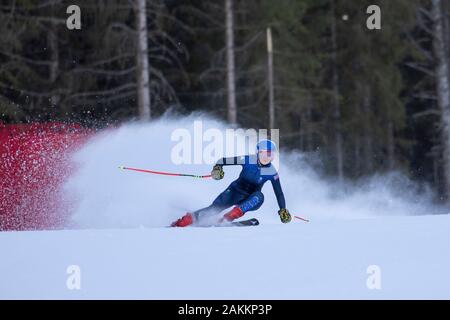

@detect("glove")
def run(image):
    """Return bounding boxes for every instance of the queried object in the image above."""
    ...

[278,208,291,224]
[211,164,224,180]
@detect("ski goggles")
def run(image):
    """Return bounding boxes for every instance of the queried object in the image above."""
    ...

[258,150,274,159]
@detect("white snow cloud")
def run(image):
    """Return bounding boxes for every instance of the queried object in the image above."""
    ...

[65,114,443,229]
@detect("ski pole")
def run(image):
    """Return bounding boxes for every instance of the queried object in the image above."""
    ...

[294,215,310,223]
[119,165,212,179]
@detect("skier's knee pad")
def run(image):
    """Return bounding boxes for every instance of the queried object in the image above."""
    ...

[239,191,264,213]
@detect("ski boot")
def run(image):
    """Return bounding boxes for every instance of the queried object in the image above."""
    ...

[171,212,194,227]
[219,207,243,223]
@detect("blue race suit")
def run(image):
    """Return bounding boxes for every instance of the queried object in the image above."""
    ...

[193,154,286,221]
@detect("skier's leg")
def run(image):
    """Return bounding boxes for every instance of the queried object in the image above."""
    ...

[238,191,265,213]
[171,184,245,227]
[222,191,264,222]
[192,185,245,222]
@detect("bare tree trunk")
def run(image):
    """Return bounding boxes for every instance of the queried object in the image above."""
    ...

[442,0,449,55]
[433,152,440,189]
[354,136,361,177]
[267,27,275,129]
[432,0,450,201]
[136,0,151,121]
[387,120,395,170]
[331,0,343,181]
[353,94,362,177]
[48,27,59,108]
[225,0,237,126]
[362,85,374,174]
[48,4,59,109]
[362,87,374,173]
[299,116,304,150]
[306,93,313,151]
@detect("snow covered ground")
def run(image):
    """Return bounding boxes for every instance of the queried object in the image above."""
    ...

[1,214,449,299]
[2,117,449,299]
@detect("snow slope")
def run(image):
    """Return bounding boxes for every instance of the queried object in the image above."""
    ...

[2,116,449,299]
[1,214,449,299]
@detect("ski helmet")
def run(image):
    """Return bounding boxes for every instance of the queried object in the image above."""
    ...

[256,139,277,153]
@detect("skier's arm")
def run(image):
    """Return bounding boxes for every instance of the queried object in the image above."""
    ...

[270,175,286,209]
[215,156,246,166]
[271,177,291,223]
[211,156,245,180]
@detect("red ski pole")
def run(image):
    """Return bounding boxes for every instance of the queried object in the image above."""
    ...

[119,166,212,179]
[294,215,310,223]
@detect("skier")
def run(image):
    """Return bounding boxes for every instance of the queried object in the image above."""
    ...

[171,139,292,227]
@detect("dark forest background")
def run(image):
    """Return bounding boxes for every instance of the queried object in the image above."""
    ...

[1,0,450,202]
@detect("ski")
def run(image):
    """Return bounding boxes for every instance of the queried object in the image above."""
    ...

[230,218,260,227]
[169,217,260,228]
[206,218,260,228]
